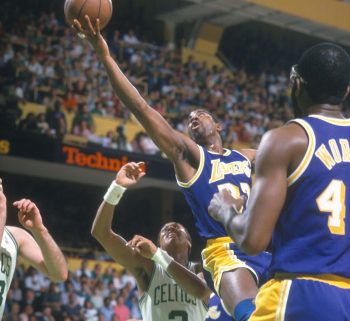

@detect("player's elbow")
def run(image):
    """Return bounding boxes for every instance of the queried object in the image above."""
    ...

[91,226,102,241]
[50,267,68,283]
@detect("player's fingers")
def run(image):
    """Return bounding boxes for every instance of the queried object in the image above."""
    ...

[136,162,145,171]
[133,247,141,255]
[26,203,36,213]
[126,239,136,247]
[138,172,146,179]
[73,19,83,32]
[23,199,33,212]
[235,196,247,212]
[127,235,139,247]
[128,162,139,171]
[124,162,136,173]
[13,198,26,209]
[96,18,101,35]
[84,15,96,35]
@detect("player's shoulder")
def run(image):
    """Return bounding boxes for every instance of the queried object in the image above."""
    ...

[261,122,307,152]
[3,226,21,250]
[256,122,308,168]
[5,226,32,246]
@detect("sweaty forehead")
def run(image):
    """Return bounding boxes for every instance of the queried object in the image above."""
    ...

[189,110,212,120]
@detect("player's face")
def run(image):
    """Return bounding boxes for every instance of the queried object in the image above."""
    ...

[188,110,219,144]
[159,222,191,255]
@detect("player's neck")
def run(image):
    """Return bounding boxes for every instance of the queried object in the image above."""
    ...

[205,137,224,154]
[170,251,189,267]
[306,104,344,119]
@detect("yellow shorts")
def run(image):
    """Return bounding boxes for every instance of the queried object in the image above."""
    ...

[201,236,258,294]
[249,274,350,321]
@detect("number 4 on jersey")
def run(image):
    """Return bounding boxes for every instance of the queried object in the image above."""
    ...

[316,179,346,235]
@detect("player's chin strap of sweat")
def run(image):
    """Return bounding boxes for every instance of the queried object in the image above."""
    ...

[103,181,126,205]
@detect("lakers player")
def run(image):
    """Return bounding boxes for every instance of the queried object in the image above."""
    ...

[209,43,350,320]
[74,16,271,321]
[92,162,210,321]
[0,178,67,318]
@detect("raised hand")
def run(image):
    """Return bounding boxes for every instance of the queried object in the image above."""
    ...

[116,162,146,188]
[208,189,246,228]
[127,235,157,259]
[73,16,110,58]
[13,199,44,232]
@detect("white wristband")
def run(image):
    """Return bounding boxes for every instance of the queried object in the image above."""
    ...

[151,248,174,271]
[103,181,126,205]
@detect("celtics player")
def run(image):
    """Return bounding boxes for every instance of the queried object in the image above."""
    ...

[0,178,67,318]
[209,43,350,320]
[75,16,271,321]
[92,162,210,321]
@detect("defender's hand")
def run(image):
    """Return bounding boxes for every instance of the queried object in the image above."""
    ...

[116,162,146,188]
[73,16,110,58]
[127,235,157,259]
[13,199,44,232]
[208,189,246,227]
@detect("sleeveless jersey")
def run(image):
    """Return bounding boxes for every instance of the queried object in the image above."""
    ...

[205,293,233,321]
[139,262,208,321]
[178,146,252,240]
[0,227,18,318]
[271,115,350,277]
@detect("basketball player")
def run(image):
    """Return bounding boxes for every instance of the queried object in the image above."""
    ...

[0,178,68,318]
[209,42,350,320]
[74,17,271,321]
[92,162,210,321]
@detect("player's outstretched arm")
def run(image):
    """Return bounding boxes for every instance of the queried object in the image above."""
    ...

[127,235,211,302]
[91,162,153,283]
[73,17,199,167]
[0,179,7,243]
[9,199,68,282]
[209,125,296,255]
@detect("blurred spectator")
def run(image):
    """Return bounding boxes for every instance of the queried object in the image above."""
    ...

[74,260,92,279]
[114,125,131,151]
[123,30,139,47]
[38,307,55,321]
[99,297,114,321]
[62,293,83,321]
[18,112,38,132]
[83,300,98,321]
[113,295,130,321]
[131,132,159,155]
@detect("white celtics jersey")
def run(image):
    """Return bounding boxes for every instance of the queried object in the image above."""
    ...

[0,227,18,318]
[139,262,208,321]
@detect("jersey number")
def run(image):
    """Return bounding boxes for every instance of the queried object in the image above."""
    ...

[0,280,5,307]
[316,180,346,235]
[169,310,188,321]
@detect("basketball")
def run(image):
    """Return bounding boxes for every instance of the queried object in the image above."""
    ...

[64,0,113,30]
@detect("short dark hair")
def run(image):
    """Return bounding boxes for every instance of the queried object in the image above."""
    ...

[297,42,350,105]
